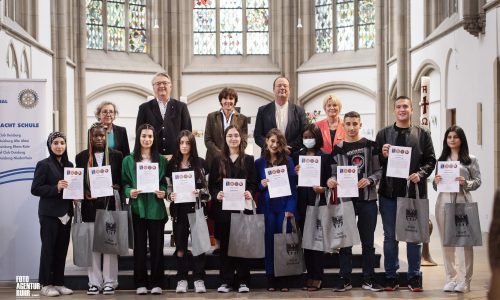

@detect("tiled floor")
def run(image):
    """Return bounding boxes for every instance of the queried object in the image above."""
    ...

[1,216,492,299]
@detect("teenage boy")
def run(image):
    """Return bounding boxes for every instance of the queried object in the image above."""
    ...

[326,111,383,292]
[376,96,436,292]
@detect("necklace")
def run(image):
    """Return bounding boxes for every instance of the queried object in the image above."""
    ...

[181,160,191,168]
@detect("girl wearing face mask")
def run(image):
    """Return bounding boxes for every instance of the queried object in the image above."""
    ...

[255,128,298,292]
[31,132,74,297]
[292,124,329,291]
[166,130,210,294]
[122,124,168,295]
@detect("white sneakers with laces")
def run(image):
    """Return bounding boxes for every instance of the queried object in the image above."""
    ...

[194,280,206,293]
[41,285,59,297]
[176,280,188,293]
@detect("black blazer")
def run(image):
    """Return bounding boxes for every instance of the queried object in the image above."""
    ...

[110,124,130,157]
[31,156,74,217]
[254,101,307,154]
[136,98,192,155]
[208,154,257,223]
[75,149,123,222]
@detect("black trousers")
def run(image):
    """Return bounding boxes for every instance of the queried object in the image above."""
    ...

[38,215,71,286]
[218,221,250,286]
[303,249,324,280]
[173,207,206,281]
[132,214,165,288]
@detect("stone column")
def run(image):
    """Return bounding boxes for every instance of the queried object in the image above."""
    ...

[375,0,386,130]
[53,0,68,133]
[75,0,87,151]
[395,0,407,97]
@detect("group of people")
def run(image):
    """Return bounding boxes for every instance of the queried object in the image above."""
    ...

[31,73,482,296]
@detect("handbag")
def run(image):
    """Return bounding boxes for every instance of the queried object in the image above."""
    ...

[321,189,360,249]
[93,191,129,255]
[187,198,211,256]
[71,201,92,267]
[395,182,430,243]
[443,189,482,246]
[301,194,326,251]
[228,200,265,258]
[274,216,305,277]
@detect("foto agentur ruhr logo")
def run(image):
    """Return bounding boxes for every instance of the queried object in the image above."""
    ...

[16,276,41,297]
[18,89,39,109]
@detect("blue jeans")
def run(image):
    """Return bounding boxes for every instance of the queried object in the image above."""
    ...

[338,200,378,279]
[379,195,422,279]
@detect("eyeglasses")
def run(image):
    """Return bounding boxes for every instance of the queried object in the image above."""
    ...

[153,81,171,87]
[101,110,115,115]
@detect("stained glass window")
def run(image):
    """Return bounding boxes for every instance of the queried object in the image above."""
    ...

[315,0,375,53]
[85,0,148,53]
[192,0,269,56]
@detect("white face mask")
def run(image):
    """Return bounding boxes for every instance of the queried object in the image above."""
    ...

[303,138,316,149]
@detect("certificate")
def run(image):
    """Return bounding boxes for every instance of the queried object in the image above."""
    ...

[223,178,246,211]
[88,166,114,198]
[265,165,291,198]
[337,166,359,198]
[297,155,321,187]
[136,162,159,193]
[386,146,412,179]
[63,167,84,199]
[172,171,196,203]
[437,161,460,193]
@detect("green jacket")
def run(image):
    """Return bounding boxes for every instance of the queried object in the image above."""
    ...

[121,154,168,220]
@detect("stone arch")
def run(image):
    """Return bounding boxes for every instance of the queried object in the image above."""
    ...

[7,43,19,78]
[20,48,29,78]
[86,83,152,102]
[186,84,274,105]
[298,81,376,106]
[411,59,441,92]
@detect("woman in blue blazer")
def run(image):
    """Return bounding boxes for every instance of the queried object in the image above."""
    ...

[255,128,298,292]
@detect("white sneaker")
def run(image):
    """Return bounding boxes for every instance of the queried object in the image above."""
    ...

[443,281,456,292]
[454,282,470,293]
[136,287,148,295]
[41,285,60,297]
[176,280,188,293]
[151,287,162,294]
[217,283,232,293]
[194,280,206,293]
[54,285,73,295]
[238,283,250,293]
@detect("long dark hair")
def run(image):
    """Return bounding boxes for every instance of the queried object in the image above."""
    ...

[217,125,246,181]
[133,123,160,163]
[301,123,323,151]
[171,130,206,186]
[263,128,290,169]
[438,125,471,165]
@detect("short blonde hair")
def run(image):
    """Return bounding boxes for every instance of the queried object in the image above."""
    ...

[322,94,343,111]
[95,101,118,121]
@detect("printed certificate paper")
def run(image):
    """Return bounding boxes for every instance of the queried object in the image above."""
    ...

[437,161,460,193]
[88,165,113,198]
[63,167,84,199]
[265,165,291,198]
[297,155,321,187]
[172,171,196,203]
[386,146,412,179]
[223,178,246,211]
[136,162,159,193]
[337,166,359,198]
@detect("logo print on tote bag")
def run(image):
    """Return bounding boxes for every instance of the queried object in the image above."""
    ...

[286,243,300,255]
[406,209,418,221]
[105,222,117,235]
[332,216,344,228]
[455,214,469,227]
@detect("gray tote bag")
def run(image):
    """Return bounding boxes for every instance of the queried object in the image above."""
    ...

[228,200,265,258]
[93,192,129,255]
[187,198,211,256]
[321,189,360,249]
[302,194,326,251]
[443,191,482,246]
[274,217,305,277]
[395,183,430,243]
[72,202,92,267]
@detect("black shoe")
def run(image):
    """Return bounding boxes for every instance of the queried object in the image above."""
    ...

[384,278,399,291]
[408,276,423,292]
[362,278,383,292]
[333,277,352,292]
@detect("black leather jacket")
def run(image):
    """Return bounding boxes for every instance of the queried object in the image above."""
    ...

[376,124,436,199]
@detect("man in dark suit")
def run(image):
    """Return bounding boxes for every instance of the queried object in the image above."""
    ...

[136,72,192,159]
[254,76,307,154]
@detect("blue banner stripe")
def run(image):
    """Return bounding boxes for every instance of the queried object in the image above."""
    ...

[0,170,35,180]
[0,178,34,185]
[0,167,36,175]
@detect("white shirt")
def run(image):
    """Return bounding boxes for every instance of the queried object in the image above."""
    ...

[157,98,169,119]
[275,101,289,134]
[220,109,235,131]
[94,152,104,167]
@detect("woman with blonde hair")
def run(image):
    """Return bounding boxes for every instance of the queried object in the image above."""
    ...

[315,95,346,154]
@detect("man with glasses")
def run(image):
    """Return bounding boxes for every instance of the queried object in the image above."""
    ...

[136,72,192,158]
